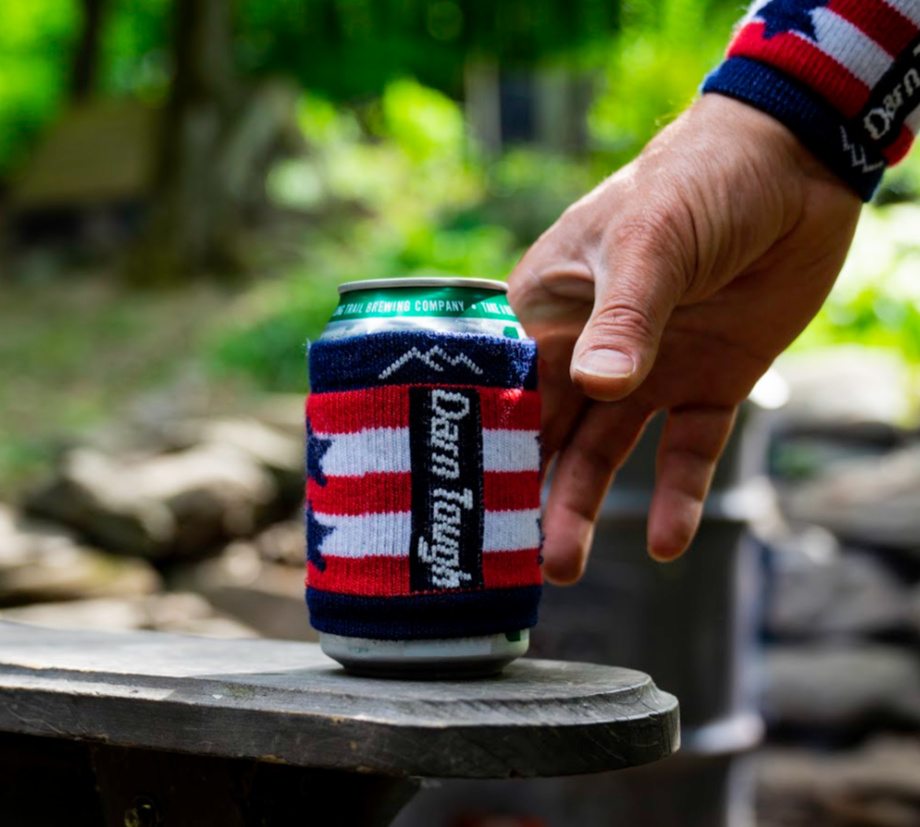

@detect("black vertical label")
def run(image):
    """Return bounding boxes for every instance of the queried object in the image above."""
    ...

[408,387,484,592]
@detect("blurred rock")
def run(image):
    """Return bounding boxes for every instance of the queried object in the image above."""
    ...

[0,504,160,606]
[770,421,906,482]
[0,592,257,638]
[775,348,915,428]
[249,394,305,439]
[117,391,304,453]
[252,518,304,567]
[782,445,920,554]
[25,444,281,559]
[171,541,313,641]
[756,738,920,827]
[89,407,303,503]
[765,526,913,639]
[198,418,303,502]
[763,644,920,732]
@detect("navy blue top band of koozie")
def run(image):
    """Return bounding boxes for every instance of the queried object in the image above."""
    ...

[309,330,539,392]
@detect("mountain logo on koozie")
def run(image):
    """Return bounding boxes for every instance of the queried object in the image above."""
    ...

[379,346,483,380]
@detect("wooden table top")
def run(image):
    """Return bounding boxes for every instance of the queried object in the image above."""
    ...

[0,621,679,778]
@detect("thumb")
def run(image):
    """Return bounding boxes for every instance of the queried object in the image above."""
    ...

[571,221,687,401]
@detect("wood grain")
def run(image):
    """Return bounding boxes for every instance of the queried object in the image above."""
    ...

[0,621,679,778]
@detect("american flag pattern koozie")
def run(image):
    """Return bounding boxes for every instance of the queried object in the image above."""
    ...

[306,330,542,640]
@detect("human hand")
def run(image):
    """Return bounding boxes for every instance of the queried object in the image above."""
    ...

[508,94,862,583]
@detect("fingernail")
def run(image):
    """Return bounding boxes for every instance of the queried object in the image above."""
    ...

[648,546,679,563]
[574,348,635,379]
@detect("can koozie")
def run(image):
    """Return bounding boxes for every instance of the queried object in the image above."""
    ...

[305,329,542,640]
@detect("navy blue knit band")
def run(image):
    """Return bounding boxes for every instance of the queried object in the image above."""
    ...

[309,330,538,393]
[307,586,541,640]
[703,56,885,201]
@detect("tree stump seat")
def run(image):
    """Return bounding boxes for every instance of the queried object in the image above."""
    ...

[0,622,679,826]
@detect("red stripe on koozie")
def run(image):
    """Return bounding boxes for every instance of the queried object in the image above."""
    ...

[730,22,869,116]
[307,549,542,595]
[309,473,412,515]
[484,472,541,511]
[309,471,540,515]
[829,0,917,57]
[308,556,409,595]
[307,386,539,434]
[308,386,409,432]
[484,548,543,588]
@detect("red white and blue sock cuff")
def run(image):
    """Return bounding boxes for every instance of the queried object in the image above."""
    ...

[306,330,542,640]
[703,0,920,200]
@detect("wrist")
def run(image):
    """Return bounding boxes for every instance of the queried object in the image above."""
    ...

[691,92,857,193]
[702,57,886,200]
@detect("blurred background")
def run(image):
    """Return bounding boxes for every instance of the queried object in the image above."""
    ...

[1,1,919,825]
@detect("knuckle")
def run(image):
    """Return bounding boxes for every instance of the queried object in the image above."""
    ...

[590,300,661,345]
[662,448,718,495]
[574,441,615,480]
[606,206,695,290]
[608,209,682,254]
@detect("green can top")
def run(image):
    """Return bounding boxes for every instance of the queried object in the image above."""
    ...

[332,277,517,323]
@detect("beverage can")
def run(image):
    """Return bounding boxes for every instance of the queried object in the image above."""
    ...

[306,276,542,677]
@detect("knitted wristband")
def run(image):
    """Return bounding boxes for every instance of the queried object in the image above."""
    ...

[703,0,920,201]
[305,329,542,640]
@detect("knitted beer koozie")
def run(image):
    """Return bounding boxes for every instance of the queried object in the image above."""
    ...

[306,329,542,640]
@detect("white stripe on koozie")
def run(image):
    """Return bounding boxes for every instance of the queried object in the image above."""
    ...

[483,508,542,552]
[810,8,893,88]
[316,511,413,557]
[482,430,541,472]
[316,428,540,477]
[314,509,541,557]
[319,428,412,476]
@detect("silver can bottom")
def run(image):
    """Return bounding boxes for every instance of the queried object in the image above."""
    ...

[319,630,529,679]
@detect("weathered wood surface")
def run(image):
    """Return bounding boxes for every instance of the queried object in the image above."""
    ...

[0,622,678,778]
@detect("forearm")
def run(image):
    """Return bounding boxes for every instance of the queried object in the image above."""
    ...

[703,0,920,200]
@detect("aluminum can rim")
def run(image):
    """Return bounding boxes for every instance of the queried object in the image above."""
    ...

[338,276,508,295]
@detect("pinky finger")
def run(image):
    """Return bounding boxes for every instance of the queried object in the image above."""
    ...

[647,405,737,561]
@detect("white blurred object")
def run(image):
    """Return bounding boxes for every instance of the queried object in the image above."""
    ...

[775,347,915,427]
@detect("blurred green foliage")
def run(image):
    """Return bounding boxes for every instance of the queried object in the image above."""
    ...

[0,0,620,176]
[0,0,170,176]
[98,0,170,98]
[875,137,920,205]
[0,0,77,176]
[238,0,619,99]
[589,0,737,164]
[793,203,920,364]
[0,0,744,178]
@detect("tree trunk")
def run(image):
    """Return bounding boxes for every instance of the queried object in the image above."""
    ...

[127,0,244,284]
[72,0,107,101]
